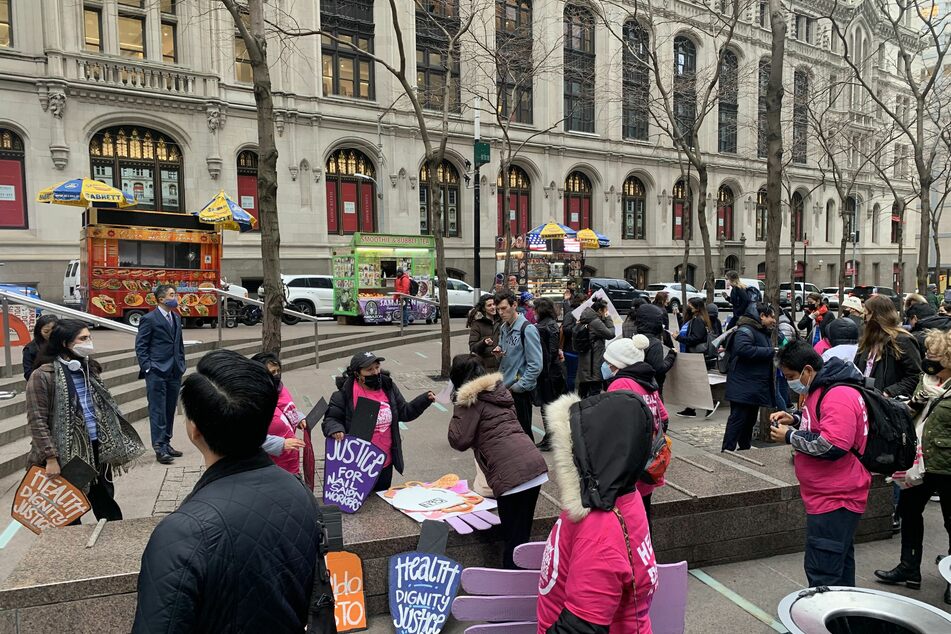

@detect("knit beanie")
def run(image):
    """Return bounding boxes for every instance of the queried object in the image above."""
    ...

[604,334,650,369]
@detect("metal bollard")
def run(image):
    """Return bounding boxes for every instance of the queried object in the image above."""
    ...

[1,298,11,378]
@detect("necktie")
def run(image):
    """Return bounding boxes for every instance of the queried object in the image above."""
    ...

[167,312,174,329]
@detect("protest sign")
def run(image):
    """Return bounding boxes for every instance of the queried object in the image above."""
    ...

[662,352,715,410]
[377,475,497,523]
[389,551,462,634]
[11,466,91,534]
[327,551,367,632]
[570,288,623,338]
[323,435,387,513]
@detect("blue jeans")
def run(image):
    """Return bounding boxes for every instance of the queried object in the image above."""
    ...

[145,371,181,450]
[804,508,861,587]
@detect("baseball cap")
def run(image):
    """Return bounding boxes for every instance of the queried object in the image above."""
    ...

[841,295,865,314]
[349,351,385,372]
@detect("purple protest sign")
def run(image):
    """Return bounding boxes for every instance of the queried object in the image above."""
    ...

[324,435,387,513]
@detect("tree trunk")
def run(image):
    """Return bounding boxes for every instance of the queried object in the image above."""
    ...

[502,159,514,281]
[897,201,906,318]
[919,186,933,291]
[839,206,849,299]
[425,154,452,378]
[764,0,785,313]
[697,166,715,304]
[249,0,282,354]
[789,201,797,320]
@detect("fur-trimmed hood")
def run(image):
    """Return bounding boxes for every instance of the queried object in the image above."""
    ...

[544,391,653,522]
[454,372,508,407]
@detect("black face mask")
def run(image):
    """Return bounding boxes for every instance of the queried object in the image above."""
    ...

[362,374,382,390]
[272,373,282,389]
[923,359,944,376]
[806,304,817,312]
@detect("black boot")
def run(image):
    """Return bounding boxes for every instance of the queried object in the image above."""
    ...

[535,434,552,451]
[873,562,921,589]
[891,512,901,534]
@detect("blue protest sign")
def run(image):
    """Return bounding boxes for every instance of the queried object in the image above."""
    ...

[388,551,462,634]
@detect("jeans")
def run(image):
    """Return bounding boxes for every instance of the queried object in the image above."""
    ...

[804,508,862,587]
[496,485,541,569]
[145,371,181,451]
[897,472,951,568]
[564,352,579,392]
[722,402,760,451]
[512,390,534,438]
[401,299,411,326]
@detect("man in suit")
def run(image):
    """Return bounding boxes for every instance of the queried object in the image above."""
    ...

[135,284,186,464]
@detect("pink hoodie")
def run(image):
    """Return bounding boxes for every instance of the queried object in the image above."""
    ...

[607,377,668,496]
[268,385,302,475]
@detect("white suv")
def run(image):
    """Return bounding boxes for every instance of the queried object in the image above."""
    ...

[645,283,706,312]
[435,277,478,317]
[259,274,333,316]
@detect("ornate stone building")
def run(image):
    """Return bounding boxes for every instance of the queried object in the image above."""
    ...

[0,0,917,298]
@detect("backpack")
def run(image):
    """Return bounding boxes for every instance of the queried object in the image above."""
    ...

[408,278,420,296]
[640,427,672,485]
[815,382,917,475]
[716,326,748,374]
[573,322,592,353]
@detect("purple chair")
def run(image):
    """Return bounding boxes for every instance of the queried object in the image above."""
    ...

[451,541,688,634]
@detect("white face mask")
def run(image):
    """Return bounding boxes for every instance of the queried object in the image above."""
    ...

[72,341,94,358]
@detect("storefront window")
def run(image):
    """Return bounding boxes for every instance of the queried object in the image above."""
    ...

[89,126,183,212]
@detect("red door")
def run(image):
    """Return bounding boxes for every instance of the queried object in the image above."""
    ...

[0,159,26,228]
[236,174,259,228]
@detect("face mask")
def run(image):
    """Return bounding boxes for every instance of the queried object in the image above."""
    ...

[272,373,282,389]
[362,374,382,390]
[163,298,179,308]
[601,362,615,381]
[923,359,944,376]
[72,341,94,358]
[806,304,816,312]
[788,377,809,395]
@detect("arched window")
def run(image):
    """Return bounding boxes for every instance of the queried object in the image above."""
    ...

[497,165,531,237]
[755,187,768,241]
[791,191,804,241]
[844,196,857,239]
[622,175,646,239]
[420,160,460,237]
[622,21,649,140]
[716,185,734,240]
[673,36,697,145]
[792,70,809,164]
[757,59,770,158]
[417,0,460,111]
[724,254,739,273]
[236,150,259,228]
[563,5,595,133]
[891,202,902,244]
[674,263,697,286]
[496,0,533,124]
[757,261,766,280]
[718,49,738,154]
[325,147,376,235]
[321,0,375,99]
[0,129,27,228]
[89,126,182,212]
[564,171,592,230]
[625,264,648,289]
[672,178,692,240]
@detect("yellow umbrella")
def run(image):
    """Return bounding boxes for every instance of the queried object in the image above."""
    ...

[36,178,137,208]
[194,190,257,232]
[577,228,600,250]
[539,221,568,239]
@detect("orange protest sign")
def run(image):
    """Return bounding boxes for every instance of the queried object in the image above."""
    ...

[0,313,30,347]
[326,551,367,632]
[10,466,91,534]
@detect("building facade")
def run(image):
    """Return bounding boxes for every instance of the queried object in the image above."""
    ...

[0,0,918,300]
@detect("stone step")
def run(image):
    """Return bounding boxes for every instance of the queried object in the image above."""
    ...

[0,327,462,480]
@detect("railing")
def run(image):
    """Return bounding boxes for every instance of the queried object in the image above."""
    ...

[213,289,322,369]
[0,289,137,378]
[393,293,442,338]
[71,54,201,97]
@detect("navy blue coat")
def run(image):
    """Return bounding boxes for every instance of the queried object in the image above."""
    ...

[725,316,775,407]
[135,307,186,380]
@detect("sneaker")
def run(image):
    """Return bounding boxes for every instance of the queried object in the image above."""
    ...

[677,408,697,418]
[931,495,941,502]
[705,401,721,419]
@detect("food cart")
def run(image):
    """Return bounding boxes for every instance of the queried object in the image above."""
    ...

[495,233,584,301]
[80,207,221,327]
[332,233,436,324]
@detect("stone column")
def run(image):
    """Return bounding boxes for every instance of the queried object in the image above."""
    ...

[44,89,69,170]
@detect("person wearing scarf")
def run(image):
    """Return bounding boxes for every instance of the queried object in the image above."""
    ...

[25,319,145,522]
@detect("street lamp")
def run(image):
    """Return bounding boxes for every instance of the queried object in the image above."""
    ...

[353,173,384,199]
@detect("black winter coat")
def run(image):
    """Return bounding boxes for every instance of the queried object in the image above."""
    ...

[853,333,922,398]
[725,316,775,406]
[322,371,431,473]
[636,303,676,389]
[536,316,567,404]
[727,286,751,329]
[22,340,40,380]
[575,308,615,385]
[911,313,951,355]
[680,316,709,351]
[468,311,500,370]
[133,452,321,633]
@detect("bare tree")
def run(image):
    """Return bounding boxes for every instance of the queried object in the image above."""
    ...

[218,0,284,353]
[820,0,951,291]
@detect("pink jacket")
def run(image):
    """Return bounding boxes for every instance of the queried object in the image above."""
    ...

[268,385,301,475]
[608,376,668,496]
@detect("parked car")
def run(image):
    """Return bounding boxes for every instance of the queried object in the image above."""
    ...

[702,278,765,309]
[258,274,334,316]
[644,282,705,312]
[821,287,852,309]
[63,259,82,308]
[582,277,647,313]
[850,285,901,310]
[435,277,478,317]
[779,282,822,311]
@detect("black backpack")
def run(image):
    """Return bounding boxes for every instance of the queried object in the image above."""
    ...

[408,278,420,296]
[815,382,917,475]
[573,322,592,353]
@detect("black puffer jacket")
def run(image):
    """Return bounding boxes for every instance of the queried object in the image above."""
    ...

[854,333,922,398]
[536,316,567,404]
[575,307,615,385]
[636,303,677,390]
[133,452,321,633]
[322,371,431,473]
[449,373,547,497]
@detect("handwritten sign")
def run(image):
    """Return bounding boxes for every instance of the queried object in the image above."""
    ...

[389,552,462,634]
[11,466,91,534]
[327,551,367,632]
[323,435,386,513]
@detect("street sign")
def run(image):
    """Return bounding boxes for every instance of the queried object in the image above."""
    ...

[474,141,490,167]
